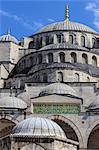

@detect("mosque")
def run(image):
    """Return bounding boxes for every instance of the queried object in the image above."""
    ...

[0,5,99,150]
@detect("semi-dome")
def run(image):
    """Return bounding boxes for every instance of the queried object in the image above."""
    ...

[37,21,97,34]
[12,117,66,141]
[0,33,18,44]
[39,42,88,51]
[0,96,27,110]
[39,82,78,97]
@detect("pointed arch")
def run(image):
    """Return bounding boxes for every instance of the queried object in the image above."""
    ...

[47,115,84,148]
[86,120,99,149]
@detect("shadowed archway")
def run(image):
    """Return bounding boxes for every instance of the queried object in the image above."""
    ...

[87,124,99,149]
[0,118,16,150]
[47,115,84,148]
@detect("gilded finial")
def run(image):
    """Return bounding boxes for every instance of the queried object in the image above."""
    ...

[65,4,69,22]
[7,29,10,35]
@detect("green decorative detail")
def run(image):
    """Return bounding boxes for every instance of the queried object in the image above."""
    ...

[33,104,80,114]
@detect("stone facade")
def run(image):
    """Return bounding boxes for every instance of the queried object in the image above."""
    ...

[1,7,99,150]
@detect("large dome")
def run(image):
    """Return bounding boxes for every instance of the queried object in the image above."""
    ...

[0,33,18,44]
[12,117,66,141]
[0,96,27,110]
[37,21,97,34]
[39,82,78,97]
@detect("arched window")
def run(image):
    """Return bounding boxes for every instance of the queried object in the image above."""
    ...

[81,36,85,47]
[39,37,42,48]
[92,38,95,48]
[36,37,39,49]
[38,54,42,64]
[59,52,65,63]
[50,36,54,44]
[57,34,64,43]
[74,73,79,82]
[48,53,53,63]
[46,36,50,45]
[30,56,33,66]
[82,53,88,64]
[28,41,34,49]
[69,35,73,44]
[42,73,48,82]
[92,56,97,67]
[71,52,77,63]
[58,72,63,82]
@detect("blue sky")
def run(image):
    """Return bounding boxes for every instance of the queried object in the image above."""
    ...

[0,0,99,40]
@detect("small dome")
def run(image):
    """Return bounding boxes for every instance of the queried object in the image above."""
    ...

[0,33,18,44]
[37,21,97,34]
[39,82,77,97]
[0,96,27,110]
[12,117,66,141]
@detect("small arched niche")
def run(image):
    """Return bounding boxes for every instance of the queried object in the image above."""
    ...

[82,53,88,64]
[74,73,80,82]
[59,52,65,63]
[71,52,77,63]
[92,55,97,67]
[81,36,85,47]
[48,53,53,63]
[28,41,34,49]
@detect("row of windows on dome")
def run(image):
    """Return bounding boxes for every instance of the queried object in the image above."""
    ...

[71,52,97,66]
[28,34,96,49]
[20,52,98,70]
[34,72,90,83]
[36,52,97,67]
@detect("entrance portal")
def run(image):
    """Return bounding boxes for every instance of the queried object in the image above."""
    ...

[87,124,99,149]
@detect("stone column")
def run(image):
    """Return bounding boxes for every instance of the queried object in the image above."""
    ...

[63,32,69,42]
[54,34,58,44]
[77,33,81,46]
[42,36,46,47]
